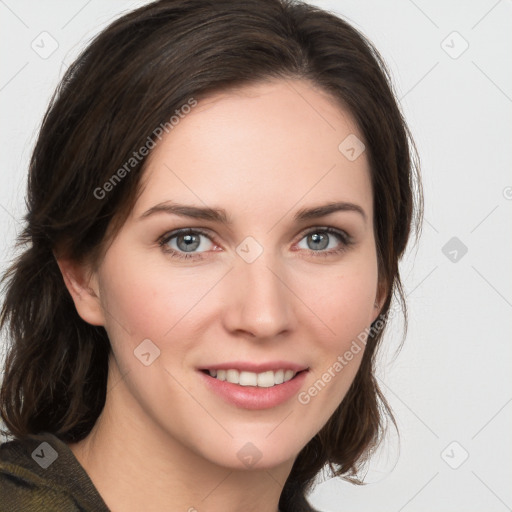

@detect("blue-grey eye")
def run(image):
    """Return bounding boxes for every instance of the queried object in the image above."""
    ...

[297,229,345,252]
[176,233,201,252]
[308,232,328,250]
[163,230,214,253]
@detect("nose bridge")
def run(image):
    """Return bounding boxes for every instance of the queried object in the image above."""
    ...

[223,244,293,338]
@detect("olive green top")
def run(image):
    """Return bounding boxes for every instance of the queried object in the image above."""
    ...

[0,431,110,511]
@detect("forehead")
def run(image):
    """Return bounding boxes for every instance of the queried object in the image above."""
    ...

[135,78,373,222]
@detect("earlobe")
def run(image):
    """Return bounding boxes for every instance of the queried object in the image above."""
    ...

[55,255,105,327]
[371,301,381,325]
[371,279,388,324]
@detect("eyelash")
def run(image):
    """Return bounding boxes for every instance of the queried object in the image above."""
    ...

[158,227,353,261]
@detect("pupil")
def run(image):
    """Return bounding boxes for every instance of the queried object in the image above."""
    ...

[309,233,328,250]
[178,234,200,252]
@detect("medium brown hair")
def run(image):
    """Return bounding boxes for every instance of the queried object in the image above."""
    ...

[0,1,422,510]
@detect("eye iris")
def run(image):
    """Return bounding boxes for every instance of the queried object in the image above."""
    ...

[308,232,328,250]
[177,233,200,252]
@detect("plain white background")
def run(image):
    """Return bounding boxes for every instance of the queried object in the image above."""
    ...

[0,1,511,511]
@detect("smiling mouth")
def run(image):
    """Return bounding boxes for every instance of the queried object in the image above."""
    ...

[200,368,307,388]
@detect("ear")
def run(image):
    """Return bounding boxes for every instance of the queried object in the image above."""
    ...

[371,278,388,324]
[55,255,105,326]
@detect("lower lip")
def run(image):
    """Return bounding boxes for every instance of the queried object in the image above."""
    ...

[198,370,308,410]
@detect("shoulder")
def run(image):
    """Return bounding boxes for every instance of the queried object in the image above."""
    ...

[0,431,110,512]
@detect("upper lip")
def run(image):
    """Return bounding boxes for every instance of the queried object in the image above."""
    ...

[198,361,309,373]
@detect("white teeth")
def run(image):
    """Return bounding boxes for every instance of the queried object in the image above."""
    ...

[226,369,239,384]
[284,370,295,381]
[207,368,299,387]
[239,371,257,386]
[257,371,275,388]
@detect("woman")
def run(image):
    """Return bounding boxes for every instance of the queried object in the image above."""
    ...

[0,0,422,510]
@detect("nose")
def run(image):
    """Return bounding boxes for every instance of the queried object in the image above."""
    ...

[221,249,294,340]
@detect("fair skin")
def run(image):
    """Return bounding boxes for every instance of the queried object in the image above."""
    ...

[58,78,383,512]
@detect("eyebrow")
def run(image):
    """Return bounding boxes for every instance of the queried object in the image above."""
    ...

[294,201,366,223]
[138,200,366,224]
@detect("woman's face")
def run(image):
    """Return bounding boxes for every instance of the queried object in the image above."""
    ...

[86,78,381,469]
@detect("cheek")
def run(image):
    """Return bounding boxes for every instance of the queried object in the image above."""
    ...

[98,253,226,346]
[298,258,378,341]
[98,263,168,340]
[294,257,377,419]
